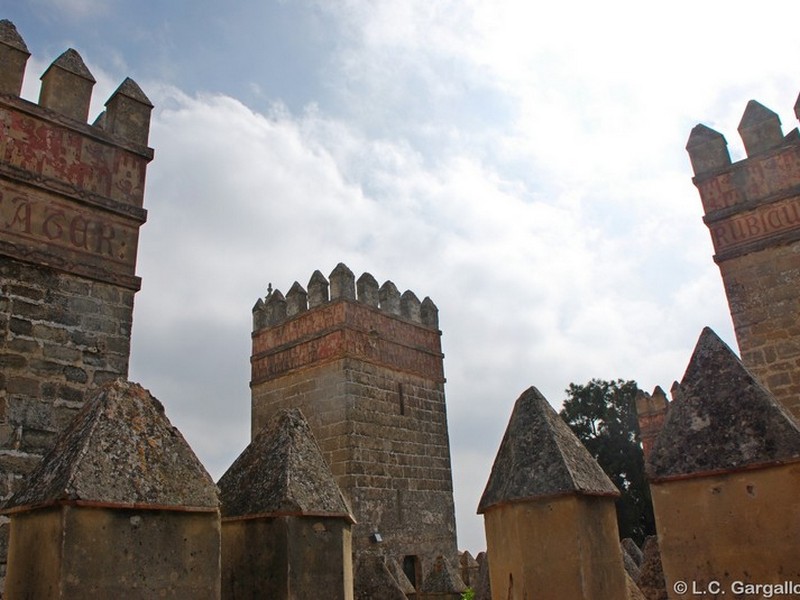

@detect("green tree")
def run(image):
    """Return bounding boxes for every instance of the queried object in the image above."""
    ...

[559,378,655,545]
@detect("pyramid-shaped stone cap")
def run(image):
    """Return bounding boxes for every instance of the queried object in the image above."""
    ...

[421,556,467,593]
[478,387,618,513]
[0,19,29,53]
[3,380,218,512]
[108,76,153,107]
[218,408,354,522]
[647,327,800,480]
[43,48,96,83]
[354,555,409,600]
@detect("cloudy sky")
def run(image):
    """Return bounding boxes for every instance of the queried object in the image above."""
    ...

[6,0,800,553]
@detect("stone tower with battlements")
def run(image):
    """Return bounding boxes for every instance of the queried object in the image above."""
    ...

[686,95,800,419]
[250,263,458,590]
[0,19,153,581]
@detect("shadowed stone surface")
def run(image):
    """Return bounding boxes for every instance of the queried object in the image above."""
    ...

[622,537,643,567]
[0,19,28,51]
[48,48,96,81]
[621,543,641,581]
[111,77,153,107]
[637,536,667,600]
[386,558,416,596]
[478,387,618,512]
[459,550,479,587]
[354,555,408,600]
[647,327,800,480]
[474,552,491,600]
[420,555,467,594]
[626,572,647,600]
[3,380,217,511]
[218,408,352,520]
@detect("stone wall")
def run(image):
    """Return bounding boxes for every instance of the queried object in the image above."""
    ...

[0,20,153,587]
[686,96,800,418]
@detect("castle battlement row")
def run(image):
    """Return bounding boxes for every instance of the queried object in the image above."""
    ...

[0,20,154,292]
[685,96,800,262]
[0,20,152,150]
[252,262,440,331]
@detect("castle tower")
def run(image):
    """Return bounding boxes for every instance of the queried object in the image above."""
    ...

[686,97,800,418]
[0,20,152,585]
[250,263,458,591]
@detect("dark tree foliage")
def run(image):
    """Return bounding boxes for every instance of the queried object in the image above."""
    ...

[559,378,655,545]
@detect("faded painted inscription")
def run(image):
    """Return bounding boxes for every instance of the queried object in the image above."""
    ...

[0,106,147,206]
[698,147,800,213]
[0,181,137,274]
[711,196,800,252]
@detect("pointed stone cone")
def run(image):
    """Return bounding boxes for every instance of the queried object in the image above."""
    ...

[647,327,800,480]
[218,408,354,600]
[419,555,467,598]
[354,555,408,600]
[637,536,668,600]
[478,387,618,512]
[4,379,217,510]
[218,407,352,520]
[647,328,800,599]
[2,380,220,600]
[478,387,626,600]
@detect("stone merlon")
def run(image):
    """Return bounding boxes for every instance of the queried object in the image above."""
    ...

[0,19,30,96]
[686,124,731,176]
[252,263,440,330]
[738,99,784,157]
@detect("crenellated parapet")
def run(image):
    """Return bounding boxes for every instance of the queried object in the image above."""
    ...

[251,262,444,390]
[686,96,800,263]
[250,263,457,583]
[0,19,153,290]
[687,92,800,418]
[252,262,440,332]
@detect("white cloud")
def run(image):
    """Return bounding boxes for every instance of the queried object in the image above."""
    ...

[18,0,797,556]
[128,76,735,553]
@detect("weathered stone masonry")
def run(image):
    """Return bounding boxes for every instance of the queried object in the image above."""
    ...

[251,264,458,588]
[0,19,153,581]
[686,96,800,418]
